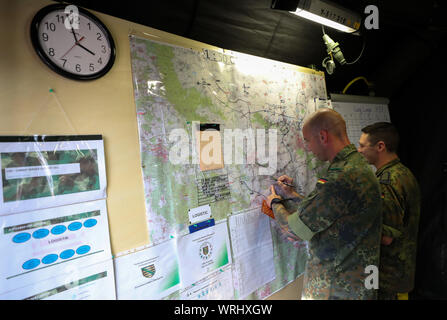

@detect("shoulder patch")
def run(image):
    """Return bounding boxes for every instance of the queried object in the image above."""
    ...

[379,171,391,185]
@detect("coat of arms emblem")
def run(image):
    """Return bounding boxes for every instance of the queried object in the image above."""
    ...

[199,242,213,260]
[141,264,156,278]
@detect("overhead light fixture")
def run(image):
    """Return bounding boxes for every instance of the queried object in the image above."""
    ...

[271,0,361,33]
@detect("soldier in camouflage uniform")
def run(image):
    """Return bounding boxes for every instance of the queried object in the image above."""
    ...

[267,108,382,300]
[358,122,421,300]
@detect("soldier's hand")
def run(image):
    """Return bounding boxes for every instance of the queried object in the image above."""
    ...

[277,175,296,195]
[278,175,293,185]
[266,185,282,208]
[276,181,295,197]
[276,175,304,199]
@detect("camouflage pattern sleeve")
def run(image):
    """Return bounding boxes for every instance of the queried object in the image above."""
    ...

[287,173,352,240]
[380,182,404,239]
[377,160,421,294]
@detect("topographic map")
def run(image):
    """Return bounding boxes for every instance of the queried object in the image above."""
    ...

[130,35,328,299]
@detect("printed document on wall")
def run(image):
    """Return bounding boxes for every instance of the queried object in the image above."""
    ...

[177,222,232,288]
[229,208,276,299]
[113,239,180,300]
[0,199,112,296]
[180,265,234,300]
[0,135,107,216]
[0,259,116,300]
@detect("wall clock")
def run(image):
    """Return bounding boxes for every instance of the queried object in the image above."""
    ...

[30,4,116,80]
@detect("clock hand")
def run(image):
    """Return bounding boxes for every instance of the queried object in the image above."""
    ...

[60,36,85,59]
[76,43,95,56]
[70,27,78,42]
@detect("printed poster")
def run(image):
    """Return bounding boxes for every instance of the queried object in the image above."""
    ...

[113,239,180,300]
[229,208,276,299]
[0,135,107,215]
[0,199,112,295]
[180,264,234,300]
[0,259,115,300]
[177,222,231,288]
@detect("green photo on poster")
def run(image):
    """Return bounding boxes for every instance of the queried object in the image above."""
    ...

[1,149,100,202]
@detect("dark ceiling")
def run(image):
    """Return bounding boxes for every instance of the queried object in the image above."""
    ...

[64,0,447,97]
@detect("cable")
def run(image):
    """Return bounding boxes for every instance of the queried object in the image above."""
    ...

[321,25,366,66]
[345,36,366,65]
[342,76,373,94]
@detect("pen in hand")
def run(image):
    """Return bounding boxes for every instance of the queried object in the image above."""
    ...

[270,176,295,188]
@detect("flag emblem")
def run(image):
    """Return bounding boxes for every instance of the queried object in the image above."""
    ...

[141,264,156,278]
[317,178,328,184]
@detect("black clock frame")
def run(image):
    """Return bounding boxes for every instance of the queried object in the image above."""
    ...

[30,4,116,81]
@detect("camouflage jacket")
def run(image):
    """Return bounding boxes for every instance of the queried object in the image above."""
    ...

[273,144,382,299]
[376,158,421,293]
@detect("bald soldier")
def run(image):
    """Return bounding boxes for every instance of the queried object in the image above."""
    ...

[266,108,382,300]
[358,122,421,300]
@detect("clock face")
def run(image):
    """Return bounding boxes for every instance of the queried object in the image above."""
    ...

[30,4,115,80]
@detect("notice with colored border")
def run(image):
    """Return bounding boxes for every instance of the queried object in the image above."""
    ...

[0,259,116,300]
[113,239,180,300]
[177,222,232,288]
[0,199,112,296]
[180,264,234,300]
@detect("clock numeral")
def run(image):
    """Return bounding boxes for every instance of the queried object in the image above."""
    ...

[89,63,95,72]
[48,48,55,57]
[101,45,106,54]
[44,22,56,32]
[42,33,49,42]
[98,57,102,65]
[87,22,91,30]
[55,14,65,24]
[97,33,102,41]
[75,64,81,72]
[60,59,67,67]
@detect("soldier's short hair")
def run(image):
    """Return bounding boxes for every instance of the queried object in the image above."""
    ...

[305,108,347,139]
[361,122,399,153]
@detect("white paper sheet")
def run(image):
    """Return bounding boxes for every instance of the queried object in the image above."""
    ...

[0,259,116,300]
[331,102,391,149]
[228,208,276,299]
[177,222,232,288]
[188,204,212,224]
[0,199,112,295]
[0,136,107,215]
[113,239,181,300]
[180,264,234,300]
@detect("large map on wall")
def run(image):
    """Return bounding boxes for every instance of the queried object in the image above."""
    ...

[129,35,328,299]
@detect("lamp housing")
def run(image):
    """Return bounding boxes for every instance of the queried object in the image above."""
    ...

[271,0,361,33]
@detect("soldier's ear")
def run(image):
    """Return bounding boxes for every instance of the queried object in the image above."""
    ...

[376,141,386,152]
[319,130,329,144]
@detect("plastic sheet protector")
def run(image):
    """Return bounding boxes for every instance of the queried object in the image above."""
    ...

[0,135,106,216]
[113,238,180,300]
[0,199,112,298]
